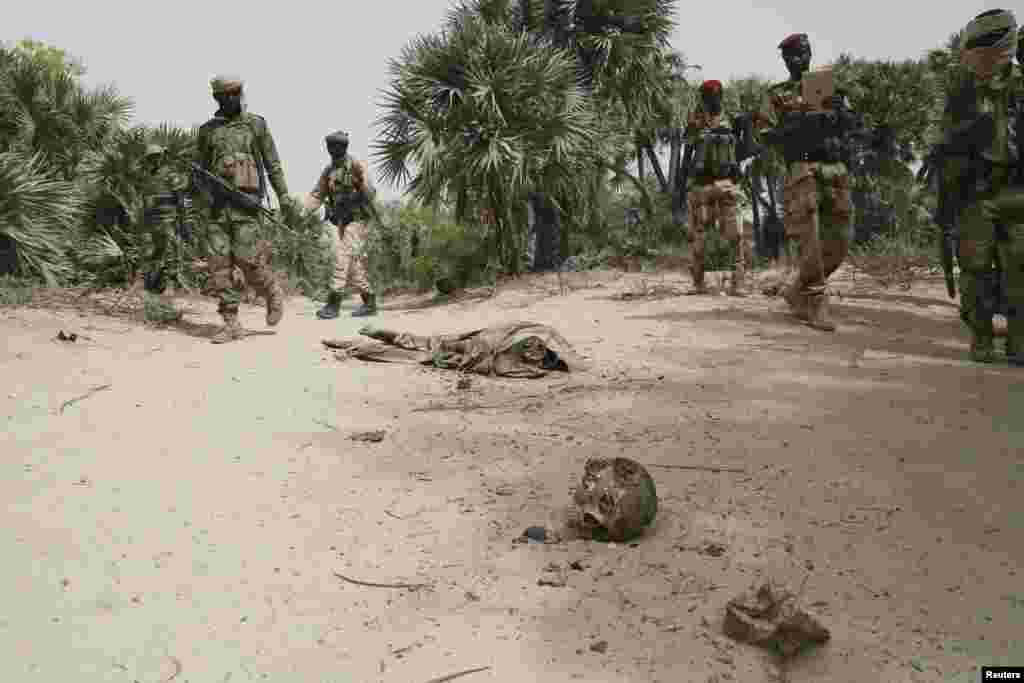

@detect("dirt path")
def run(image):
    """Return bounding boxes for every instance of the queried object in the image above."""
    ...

[2,267,1021,683]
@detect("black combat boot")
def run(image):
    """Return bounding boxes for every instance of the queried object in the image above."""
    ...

[316,290,343,319]
[352,292,377,317]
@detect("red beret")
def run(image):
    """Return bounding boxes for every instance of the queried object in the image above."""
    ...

[778,33,808,50]
[700,80,722,92]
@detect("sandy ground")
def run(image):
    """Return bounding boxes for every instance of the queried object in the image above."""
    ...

[1,266,1022,683]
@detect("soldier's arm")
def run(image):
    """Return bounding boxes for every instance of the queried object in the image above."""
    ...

[752,90,778,133]
[351,159,370,194]
[305,169,329,211]
[196,125,212,171]
[253,116,290,199]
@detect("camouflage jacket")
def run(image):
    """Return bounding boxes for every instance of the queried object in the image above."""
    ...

[311,154,375,226]
[196,111,288,201]
[684,109,738,183]
[143,166,190,229]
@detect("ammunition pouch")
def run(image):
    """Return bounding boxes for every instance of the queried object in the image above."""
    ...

[219,152,261,194]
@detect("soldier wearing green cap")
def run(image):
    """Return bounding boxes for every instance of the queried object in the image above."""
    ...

[196,75,293,343]
[141,144,191,295]
[307,130,378,318]
[941,9,1024,363]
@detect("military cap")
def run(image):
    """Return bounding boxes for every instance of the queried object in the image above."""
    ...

[778,33,809,50]
[962,9,1016,50]
[143,144,166,157]
[325,130,350,145]
[210,75,244,94]
[700,80,723,93]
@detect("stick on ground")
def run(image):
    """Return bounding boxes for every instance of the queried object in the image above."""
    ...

[59,383,112,415]
[645,463,746,474]
[421,665,492,683]
[333,571,429,590]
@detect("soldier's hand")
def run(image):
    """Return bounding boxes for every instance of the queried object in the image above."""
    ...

[824,94,845,110]
[981,199,1000,223]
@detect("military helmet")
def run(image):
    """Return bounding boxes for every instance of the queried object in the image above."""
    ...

[210,75,244,94]
[325,130,350,146]
[962,9,1017,50]
[143,144,166,158]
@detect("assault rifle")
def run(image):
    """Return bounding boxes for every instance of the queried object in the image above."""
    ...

[189,162,297,234]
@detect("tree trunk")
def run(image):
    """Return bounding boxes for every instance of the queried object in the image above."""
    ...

[527,192,562,272]
[0,233,19,276]
[644,145,668,193]
[636,145,645,182]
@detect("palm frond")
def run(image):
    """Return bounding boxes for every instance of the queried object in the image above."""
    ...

[0,151,84,283]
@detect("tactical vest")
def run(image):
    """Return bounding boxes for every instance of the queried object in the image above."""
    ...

[691,114,737,180]
[323,156,371,226]
[768,78,845,164]
[205,115,263,194]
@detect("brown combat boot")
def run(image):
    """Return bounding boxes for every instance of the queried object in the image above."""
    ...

[782,285,809,320]
[806,293,836,331]
[211,311,245,344]
[727,267,748,297]
[686,263,707,295]
[265,280,284,326]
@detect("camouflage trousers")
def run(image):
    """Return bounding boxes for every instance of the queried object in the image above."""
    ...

[330,220,372,295]
[144,221,184,290]
[204,207,283,316]
[781,161,852,297]
[687,179,751,288]
[957,188,1024,355]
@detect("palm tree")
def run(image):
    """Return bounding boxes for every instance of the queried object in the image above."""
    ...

[375,14,597,273]
[441,0,678,266]
[0,41,133,282]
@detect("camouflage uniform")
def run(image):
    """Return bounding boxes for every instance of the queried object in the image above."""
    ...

[945,10,1024,363]
[310,130,377,318]
[196,75,289,343]
[756,36,854,330]
[684,88,751,295]
[141,145,189,294]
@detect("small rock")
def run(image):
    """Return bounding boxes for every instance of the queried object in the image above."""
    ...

[350,430,386,443]
[723,580,830,657]
[523,526,547,543]
[700,542,727,557]
[589,640,608,654]
[538,574,566,588]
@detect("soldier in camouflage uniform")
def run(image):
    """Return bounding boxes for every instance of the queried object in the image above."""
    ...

[755,33,856,331]
[684,80,752,295]
[309,131,377,318]
[943,10,1024,363]
[141,144,190,295]
[196,75,291,343]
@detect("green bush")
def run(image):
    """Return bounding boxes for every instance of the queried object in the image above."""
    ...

[0,275,36,306]
[364,204,497,293]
